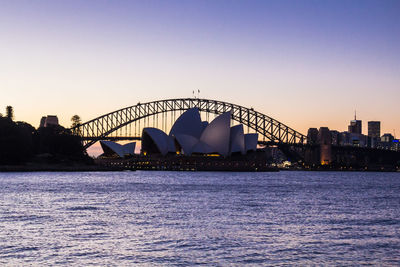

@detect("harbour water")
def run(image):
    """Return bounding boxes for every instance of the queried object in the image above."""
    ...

[0,171,399,266]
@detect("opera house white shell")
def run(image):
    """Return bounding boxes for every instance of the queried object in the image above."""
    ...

[192,111,231,157]
[174,134,199,155]
[100,141,136,158]
[230,124,246,155]
[244,133,258,152]
[140,108,258,157]
[169,108,204,139]
[142,127,176,156]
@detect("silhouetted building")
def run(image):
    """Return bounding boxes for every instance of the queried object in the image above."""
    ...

[348,119,362,134]
[307,128,319,144]
[394,140,400,151]
[39,115,59,128]
[367,121,380,148]
[318,127,332,165]
[347,111,361,134]
[380,133,395,150]
[368,121,380,138]
[330,130,340,146]
[352,133,368,147]
[381,133,394,143]
[39,117,46,128]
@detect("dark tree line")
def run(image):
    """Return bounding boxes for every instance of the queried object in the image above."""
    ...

[0,107,90,165]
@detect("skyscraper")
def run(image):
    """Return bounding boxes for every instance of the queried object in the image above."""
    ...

[348,111,362,134]
[368,121,381,138]
[318,127,332,165]
[307,128,319,144]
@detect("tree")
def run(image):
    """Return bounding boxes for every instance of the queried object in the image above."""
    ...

[34,124,89,162]
[71,115,82,128]
[6,106,13,120]
[0,117,91,165]
[0,118,35,164]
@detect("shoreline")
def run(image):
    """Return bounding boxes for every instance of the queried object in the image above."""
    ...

[0,164,126,172]
[1,164,399,172]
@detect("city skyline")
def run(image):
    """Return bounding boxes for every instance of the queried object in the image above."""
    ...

[1,0,399,137]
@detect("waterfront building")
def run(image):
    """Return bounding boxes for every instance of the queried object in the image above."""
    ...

[338,132,351,146]
[347,111,361,134]
[100,108,259,159]
[307,128,319,144]
[351,133,368,147]
[142,128,176,156]
[141,108,258,157]
[317,127,332,165]
[39,116,46,127]
[381,133,394,143]
[39,115,59,128]
[230,125,246,155]
[368,121,381,138]
[367,121,380,148]
[394,140,400,151]
[374,133,396,150]
[330,130,340,146]
[99,141,136,158]
[348,118,362,134]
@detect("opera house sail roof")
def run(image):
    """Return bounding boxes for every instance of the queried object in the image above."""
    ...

[101,107,258,158]
[141,108,258,157]
[244,133,258,152]
[142,128,175,156]
[230,124,246,155]
[169,108,204,139]
[192,111,231,157]
[100,141,136,158]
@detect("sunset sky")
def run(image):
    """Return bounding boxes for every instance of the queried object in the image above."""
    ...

[1,0,399,140]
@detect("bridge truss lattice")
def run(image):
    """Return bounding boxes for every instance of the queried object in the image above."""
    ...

[71,98,306,149]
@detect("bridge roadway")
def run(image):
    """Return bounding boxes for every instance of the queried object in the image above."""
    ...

[82,136,278,145]
[82,136,141,141]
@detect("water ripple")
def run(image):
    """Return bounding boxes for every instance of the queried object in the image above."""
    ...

[0,171,399,265]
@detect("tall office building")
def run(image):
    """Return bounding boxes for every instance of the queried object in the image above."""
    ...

[318,127,332,165]
[307,128,319,144]
[348,111,362,134]
[368,121,381,138]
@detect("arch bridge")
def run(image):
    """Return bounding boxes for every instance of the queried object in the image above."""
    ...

[71,98,306,149]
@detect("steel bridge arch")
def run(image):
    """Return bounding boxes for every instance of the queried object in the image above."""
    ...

[71,98,306,149]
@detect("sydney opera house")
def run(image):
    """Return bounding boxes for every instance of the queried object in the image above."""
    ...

[100,141,136,158]
[98,108,271,171]
[142,108,258,157]
[100,108,258,158]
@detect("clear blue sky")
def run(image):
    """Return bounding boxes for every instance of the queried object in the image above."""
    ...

[1,0,399,137]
